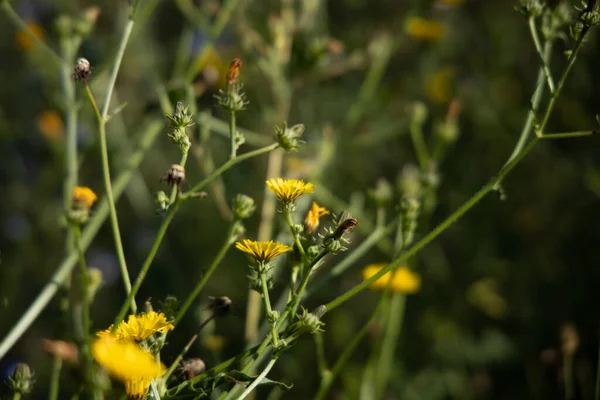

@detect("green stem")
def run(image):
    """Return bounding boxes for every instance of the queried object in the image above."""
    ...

[237,357,278,400]
[73,225,92,376]
[12,392,21,400]
[374,293,406,399]
[199,112,271,146]
[260,272,279,348]
[283,209,307,263]
[84,84,136,312]
[409,117,430,170]
[48,357,63,400]
[187,143,279,194]
[174,222,239,325]
[113,199,180,326]
[314,332,328,375]
[326,138,539,311]
[541,130,598,139]
[564,354,574,400]
[0,120,162,360]
[528,17,555,92]
[229,110,237,159]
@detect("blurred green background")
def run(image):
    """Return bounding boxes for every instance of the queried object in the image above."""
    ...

[1,0,600,398]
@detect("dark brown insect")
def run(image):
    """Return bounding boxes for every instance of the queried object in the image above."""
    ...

[333,218,359,239]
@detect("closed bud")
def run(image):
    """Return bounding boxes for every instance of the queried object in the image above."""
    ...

[410,101,428,127]
[290,307,326,335]
[232,194,256,220]
[368,178,393,206]
[155,191,169,212]
[73,58,91,82]
[86,267,103,301]
[274,122,306,152]
[398,164,422,198]
[8,363,35,394]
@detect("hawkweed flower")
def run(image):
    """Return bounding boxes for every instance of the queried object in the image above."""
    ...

[15,20,44,50]
[266,178,315,211]
[101,311,174,341]
[235,239,292,263]
[92,334,166,399]
[37,110,64,140]
[404,17,446,41]
[362,264,421,294]
[304,202,330,234]
[70,186,97,224]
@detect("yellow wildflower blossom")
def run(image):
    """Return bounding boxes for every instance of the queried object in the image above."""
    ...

[266,178,315,203]
[73,186,98,208]
[362,264,421,294]
[37,110,64,140]
[235,239,292,263]
[425,68,453,104]
[100,311,174,341]
[304,202,330,233]
[404,17,446,42]
[92,334,166,399]
[15,20,44,50]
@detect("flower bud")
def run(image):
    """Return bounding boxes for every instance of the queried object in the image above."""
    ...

[398,164,422,198]
[8,363,35,394]
[274,122,306,152]
[165,102,193,153]
[368,178,393,206]
[232,194,256,220]
[290,306,326,335]
[87,267,103,301]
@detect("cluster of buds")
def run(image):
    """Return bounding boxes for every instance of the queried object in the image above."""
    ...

[165,102,194,153]
[288,306,326,336]
[578,0,600,27]
[232,194,256,220]
[214,57,249,113]
[398,197,421,249]
[516,0,545,18]
[321,213,359,254]
[273,122,306,152]
[56,7,101,39]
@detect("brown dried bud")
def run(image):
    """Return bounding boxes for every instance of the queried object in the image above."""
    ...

[226,57,242,85]
[161,164,186,187]
[42,339,79,365]
[208,296,232,317]
[179,358,206,379]
[73,58,91,81]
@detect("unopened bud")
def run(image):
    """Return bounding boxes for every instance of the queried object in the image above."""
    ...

[8,363,35,394]
[274,122,306,152]
[368,178,393,206]
[232,194,256,220]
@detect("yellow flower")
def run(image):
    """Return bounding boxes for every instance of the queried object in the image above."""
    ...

[266,178,315,203]
[100,311,174,341]
[37,110,64,140]
[92,334,166,399]
[73,186,98,208]
[362,264,421,294]
[425,68,453,104]
[404,17,446,42]
[15,20,44,50]
[304,202,330,233]
[235,239,292,263]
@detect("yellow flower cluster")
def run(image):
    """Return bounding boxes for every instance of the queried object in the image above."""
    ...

[266,178,315,203]
[99,311,175,341]
[73,186,98,208]
[362,264,421,294]
[304,202,330,233]
[92,333,165,399]
[236,239,292,263]
[404,17,446,42]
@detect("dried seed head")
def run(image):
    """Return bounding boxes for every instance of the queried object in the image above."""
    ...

[73,58,91,81]
[208,296,232,317]
[179,358,206,380]
[227,57,242,85]
[162,164,186,186]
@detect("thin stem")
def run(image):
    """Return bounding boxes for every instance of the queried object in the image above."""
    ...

[541,130,598,139]
[326,138,539,311]
[0,120,163,360]
[595,340,600,400]
[528,17,555,92]
[314,332,328,375]
[113,199,180,326]
[187,143,279,194]
[260,272,279,347]
[564,354,574,400]
[237,357,278,400]
[283,209,307,263]
[73,225,92,375]
[229,110,237,159]
[0,0,64,67]
[409,118,430,170]
[101,19,135,119]
[174,222,239,325]
[48,357,62,400]
[374,293,406,399]
[84,84,135,312]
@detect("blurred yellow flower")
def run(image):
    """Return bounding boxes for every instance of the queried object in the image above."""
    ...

[100,311,174,341]
[304,202,330,233]
[92,334,166,399]
[73,186,97,208]
[362,264,421,294]
[235,239,292,263]
[405,17,446,42]
[266,178,315,203]
[37,110,64,140]
[15,20,44,50]
[202,334,226,352]
[425,68,453,104]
